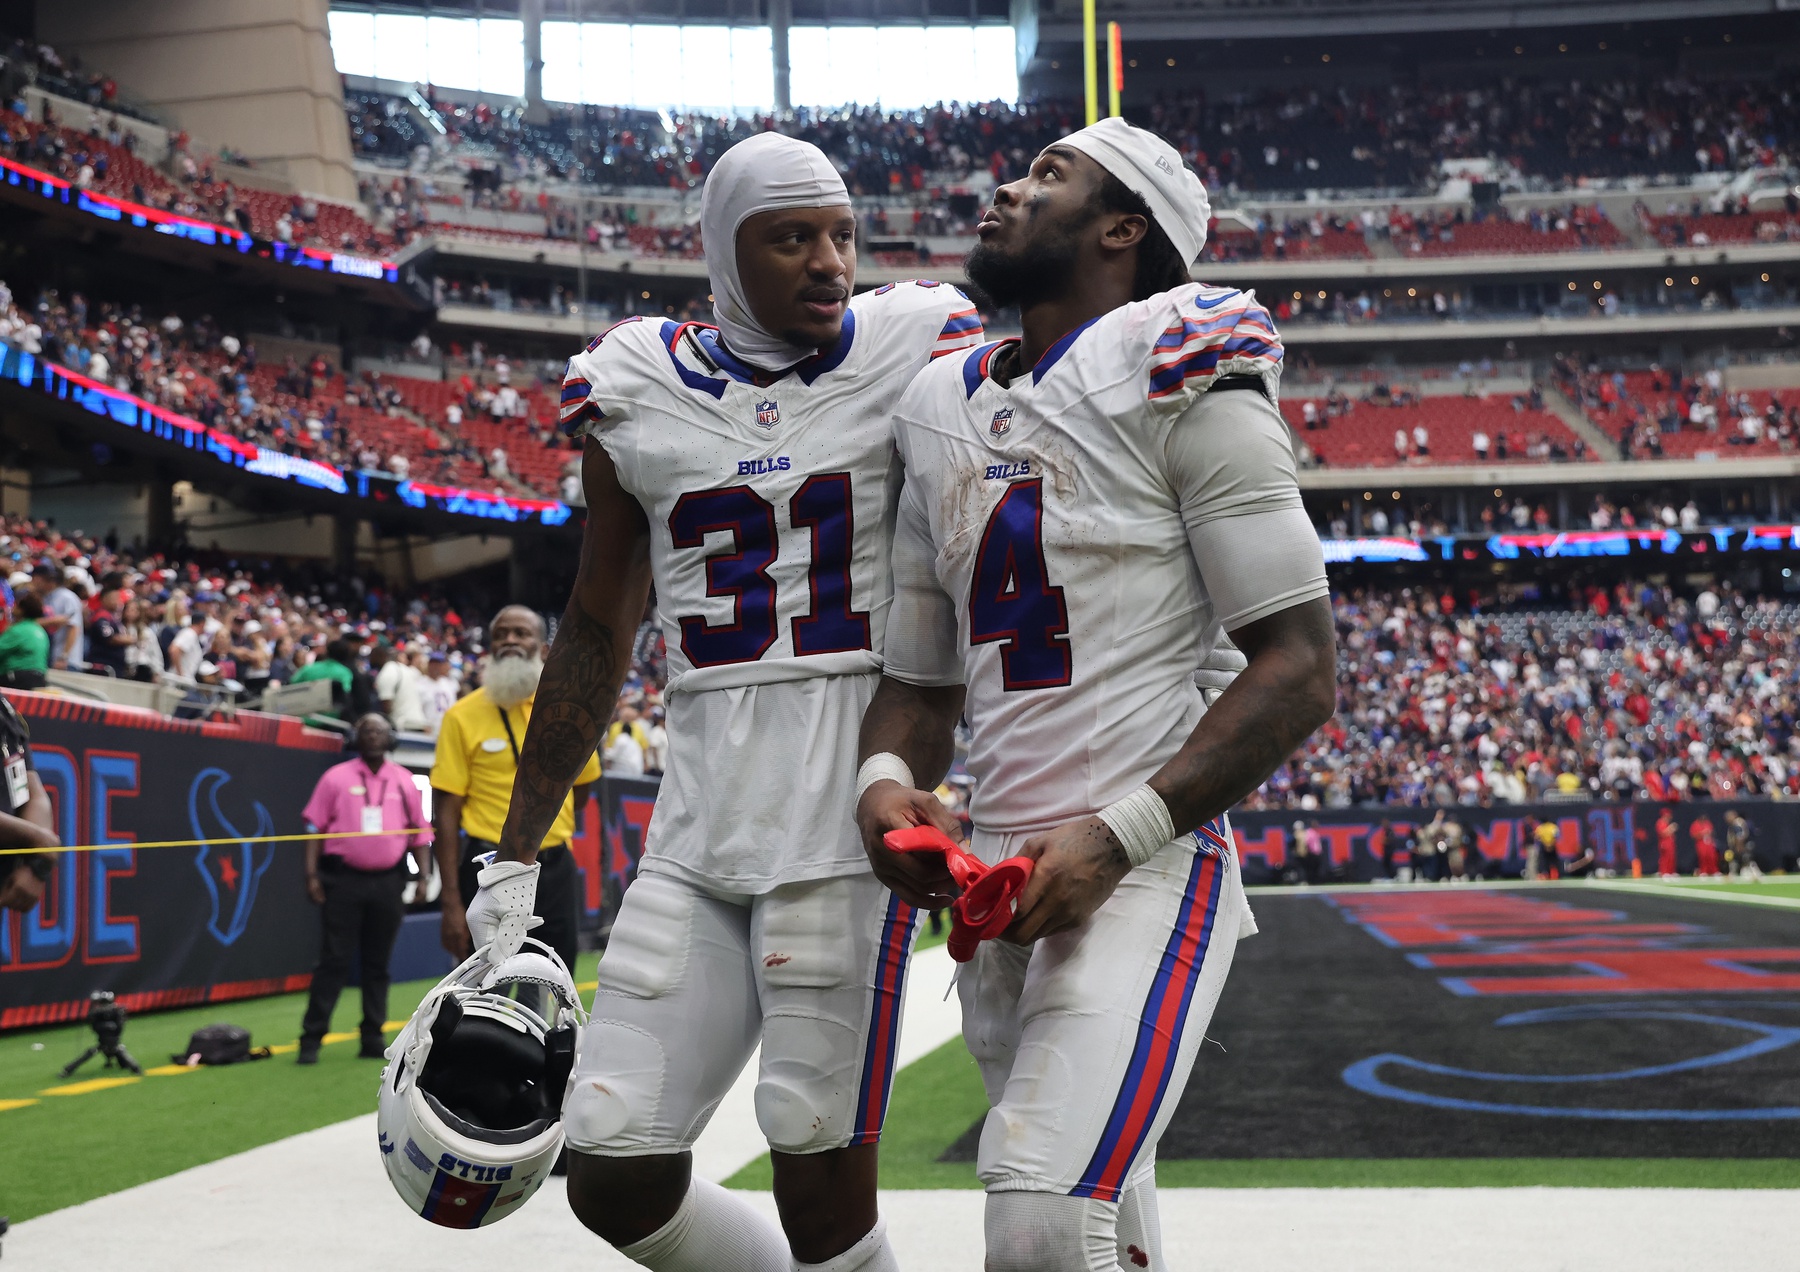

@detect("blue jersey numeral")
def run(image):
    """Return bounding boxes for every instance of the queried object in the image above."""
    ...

[790,472,872,657]
[669,475,871,667]
[668,486,780,667]
[968,479,1072,690]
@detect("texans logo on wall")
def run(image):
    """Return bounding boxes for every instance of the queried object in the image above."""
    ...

[0,693,341,1029]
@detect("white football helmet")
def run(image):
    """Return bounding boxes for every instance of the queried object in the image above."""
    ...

[377,938,587,1228]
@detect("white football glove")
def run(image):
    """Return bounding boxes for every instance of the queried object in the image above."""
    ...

[465,856,543,965]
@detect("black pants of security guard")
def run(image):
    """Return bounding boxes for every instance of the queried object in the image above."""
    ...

[460,836,580,972]
[300,859,406,1052]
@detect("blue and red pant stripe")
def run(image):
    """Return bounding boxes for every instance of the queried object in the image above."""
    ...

[1070,833,1227,1202]
[850,893,920,1145]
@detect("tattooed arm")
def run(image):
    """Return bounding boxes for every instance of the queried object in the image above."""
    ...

[496,438,653,865]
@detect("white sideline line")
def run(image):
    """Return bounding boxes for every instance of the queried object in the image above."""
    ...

[1588,880,1800,911]
[13,1161,1794,1272]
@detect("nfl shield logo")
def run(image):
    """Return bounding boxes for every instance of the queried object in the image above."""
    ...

[755,399,781,429]
[990,407,1014,437]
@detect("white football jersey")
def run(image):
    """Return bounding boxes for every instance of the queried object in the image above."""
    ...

[888,282,1325,835]
[561,281,984,890]
[563,280,984,696]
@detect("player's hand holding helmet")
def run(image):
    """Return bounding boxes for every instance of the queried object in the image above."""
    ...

[377,937,586,1228]
[464,852,543,965]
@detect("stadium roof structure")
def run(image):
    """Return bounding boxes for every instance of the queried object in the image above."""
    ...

[1034,0,1794,41]
[329,0,1011,25]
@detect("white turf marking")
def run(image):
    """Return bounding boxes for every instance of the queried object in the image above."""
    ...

[1590,879,1800,911]
[12,1156,1793,1272]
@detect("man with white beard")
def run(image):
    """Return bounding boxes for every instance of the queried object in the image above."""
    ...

[429,604,600,970]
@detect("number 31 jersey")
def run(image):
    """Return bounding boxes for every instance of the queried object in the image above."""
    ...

[887,283,1316,836]
[560,281,982,891]
[562,281,983,697]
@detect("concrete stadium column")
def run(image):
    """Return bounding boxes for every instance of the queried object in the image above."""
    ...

[522,0,547,125]
[332,513,359,576]
[37,0,358,202]
[769,0,792,113]
[144,471,175,550]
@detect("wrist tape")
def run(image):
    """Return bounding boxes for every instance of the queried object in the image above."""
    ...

[1096,785,1177,868]
[855,753,915,803]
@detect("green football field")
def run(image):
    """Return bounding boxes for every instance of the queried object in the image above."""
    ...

[6,933,1796,1225]
[1621,877,1800,902]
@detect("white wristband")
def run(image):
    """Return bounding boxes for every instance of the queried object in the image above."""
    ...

[1096,785,1177,868]
[855,753,916,803]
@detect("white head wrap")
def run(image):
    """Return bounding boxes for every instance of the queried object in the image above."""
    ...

[700,132,852,371]
[1060,117,1211,265]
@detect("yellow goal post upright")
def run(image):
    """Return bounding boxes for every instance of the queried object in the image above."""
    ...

[1083,0,1099,124]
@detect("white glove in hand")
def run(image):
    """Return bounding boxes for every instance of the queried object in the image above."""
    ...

[466,859,543,965]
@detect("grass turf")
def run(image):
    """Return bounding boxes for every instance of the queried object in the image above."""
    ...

[1630,878,1800,901]
[0,952,599,1223]
[725,1039,1800,1191]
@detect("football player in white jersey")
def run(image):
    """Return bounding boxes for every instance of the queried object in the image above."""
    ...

[475,133,982,1272]
[854,118,1337,1271]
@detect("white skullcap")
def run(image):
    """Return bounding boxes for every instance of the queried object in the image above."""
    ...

[701,132,851,371]
[1060,117,1211,265]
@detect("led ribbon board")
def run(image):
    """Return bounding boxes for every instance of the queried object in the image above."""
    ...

[0,344,572,527]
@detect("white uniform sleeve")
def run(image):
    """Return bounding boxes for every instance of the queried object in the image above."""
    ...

[1165,387,1329,633]
[881,477,964,687]
[558,318,648,441]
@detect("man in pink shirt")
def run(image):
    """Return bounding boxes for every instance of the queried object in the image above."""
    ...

[297,714,432,1064]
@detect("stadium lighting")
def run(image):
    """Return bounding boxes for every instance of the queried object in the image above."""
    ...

[1762,274,1771,283]
[1691,275,1701,285]
[1665,277,1674,286]
[1166,57,1175,66]
[1321,54,1331,62]
[1593,281,1603,289]
[1568,282,1577,290]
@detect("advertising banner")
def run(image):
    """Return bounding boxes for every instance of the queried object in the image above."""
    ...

[0,692,342,1029]
[1229,800,1799,885]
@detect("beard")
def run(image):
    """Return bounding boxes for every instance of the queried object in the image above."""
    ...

[964,218,1085,311]
[483,651,544,708]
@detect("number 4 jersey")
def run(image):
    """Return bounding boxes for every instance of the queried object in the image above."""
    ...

[885,283,1330,836]
[561,280,983,889]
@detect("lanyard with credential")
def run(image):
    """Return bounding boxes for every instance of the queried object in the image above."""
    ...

[496,704,522,765]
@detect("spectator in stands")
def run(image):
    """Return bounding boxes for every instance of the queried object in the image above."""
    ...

[296,712,432,1065]
[418,649,459,737]
[85,583,132,676]
[602,701,648,776]
[373,642,428,733]
[1472,429,1490,462]
[121,597,162,680]
[431,605,597,967]
[291,635,357,718]
[165,610,210,681]
[0,592,50,688]
[32,563,83,669]
[1413,423,1430,458]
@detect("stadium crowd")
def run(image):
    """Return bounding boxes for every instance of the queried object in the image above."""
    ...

[1246,581,1800,810]
[349,69,1798,200]
[0,280,578,502]
[0,509,670,765]
[1554,355,1800,458]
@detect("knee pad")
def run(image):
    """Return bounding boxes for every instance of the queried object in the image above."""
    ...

[753,1013,860,1152]
[563,1021,667,1152]
[985,1189,1119,1272]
